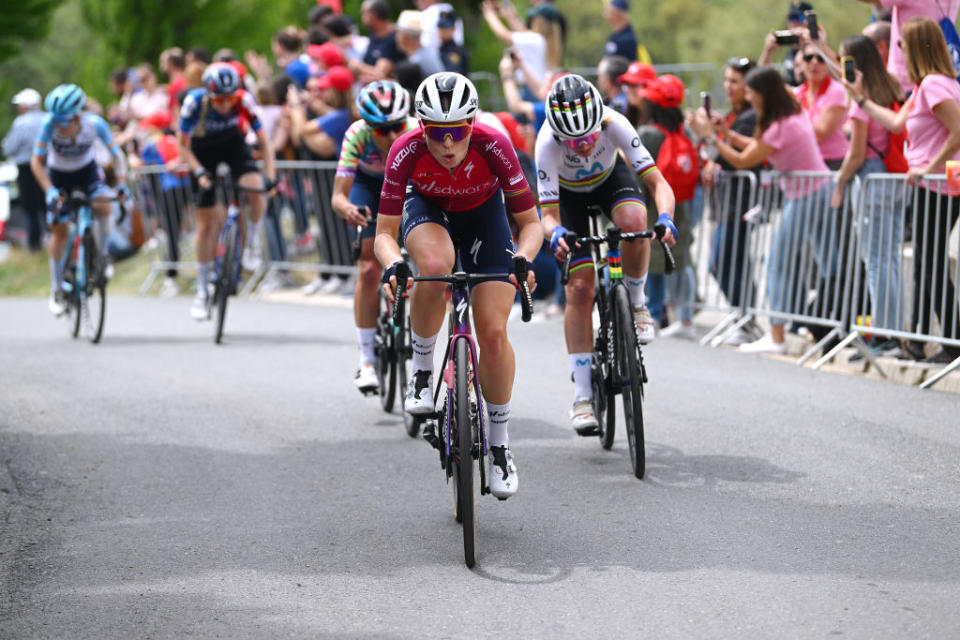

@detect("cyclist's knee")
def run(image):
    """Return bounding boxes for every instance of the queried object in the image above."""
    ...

[566,275,595,307]
[613,204,648,231]
[415,253,454,276]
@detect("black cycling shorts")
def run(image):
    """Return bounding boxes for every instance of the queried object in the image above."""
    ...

[559,155,647,268]
[191,129,260,207]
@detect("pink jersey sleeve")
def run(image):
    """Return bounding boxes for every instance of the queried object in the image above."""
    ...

[378,130,424,216]
[472,124,536,214]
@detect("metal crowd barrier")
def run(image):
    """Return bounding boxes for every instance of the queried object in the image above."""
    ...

[130,160,353,296]
[814,174,960,388]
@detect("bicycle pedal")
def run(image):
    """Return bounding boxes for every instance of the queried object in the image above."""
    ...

[497,496,508,502]
[422,423,441,451]
[574,425,601,437]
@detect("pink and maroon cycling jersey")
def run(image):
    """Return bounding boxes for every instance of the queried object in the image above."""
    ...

[378,123,535,216]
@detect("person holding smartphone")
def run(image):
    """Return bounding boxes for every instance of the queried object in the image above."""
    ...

[832,36,906,359]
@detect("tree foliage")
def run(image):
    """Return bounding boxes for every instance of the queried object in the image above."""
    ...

[0,0,63,62]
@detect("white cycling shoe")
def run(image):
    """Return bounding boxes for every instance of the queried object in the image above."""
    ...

[571,398,600,436]
[633,306,656,345]
[190,292,210,321]
[404,370,434,415]
[488,446,518,499]
[48,291,66,317]
[354,362,378,393]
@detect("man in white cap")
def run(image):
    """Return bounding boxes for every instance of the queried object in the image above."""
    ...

[3,89,46,251]
[396,10,445,77]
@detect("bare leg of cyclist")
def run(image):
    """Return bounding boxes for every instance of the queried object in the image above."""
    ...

[48,222,69,314]
[353,237,380,390]
[238,172,265,270]
[473,280,520,497]
[564,267,598,429]
[614,202,655,343]
[403,222,454,413]
[194,204,221,297]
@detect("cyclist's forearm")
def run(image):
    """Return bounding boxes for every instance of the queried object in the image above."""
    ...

[176,134,204,174]
[540,205,561,238]
[513,208,543,261]
[30,155,52,192]
[110,148,128,182]
[374,229,403,268]
[331,176,354,218]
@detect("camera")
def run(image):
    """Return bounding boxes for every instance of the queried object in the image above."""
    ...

[700,91,711,118]
[774,30,799,46]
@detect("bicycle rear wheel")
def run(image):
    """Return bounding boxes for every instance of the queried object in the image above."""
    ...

[454,338,477,567]
[81,228,106,344]
[214,223,239,345]
[613,285,645,479]
[375,289,397,412]
[594,353,614,450]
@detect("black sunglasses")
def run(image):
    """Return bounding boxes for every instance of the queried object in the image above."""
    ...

[727,57,754,73]
[803,53,825,63]
[373,121,406,135]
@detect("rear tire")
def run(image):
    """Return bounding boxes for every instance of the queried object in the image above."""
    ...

[82,228,106,344]
[613,286,645,479]
[454,339,477,567]
[215,223,238,345]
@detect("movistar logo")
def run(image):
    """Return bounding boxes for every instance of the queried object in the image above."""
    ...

[576,358,590,367]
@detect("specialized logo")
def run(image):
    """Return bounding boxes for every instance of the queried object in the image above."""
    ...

[483,141,513,171]
[456,298,468,324]
[464,160,475,178]
[470,238,482,264]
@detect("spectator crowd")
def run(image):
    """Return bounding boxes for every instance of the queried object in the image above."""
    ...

[4,0,960,366]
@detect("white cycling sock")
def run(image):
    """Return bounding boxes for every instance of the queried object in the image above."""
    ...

[49,257,63,291]
[570,352,592,401]
[197,261,213,294]
[357,327,376,366]
[249,218,264,248]
[626,274,647,308]
[486,400,510,448]
[411,330,438,375]
[96,218,110,259]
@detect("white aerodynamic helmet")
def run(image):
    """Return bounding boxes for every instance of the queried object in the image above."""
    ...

[414,72,479,122]
[545,74,604,139]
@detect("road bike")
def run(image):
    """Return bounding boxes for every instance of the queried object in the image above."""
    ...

[57,191,126,344]
[206,182,270,345]
[560,220,674,479]
[393,256,533,567]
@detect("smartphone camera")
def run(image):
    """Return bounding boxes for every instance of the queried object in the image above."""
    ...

[700,91,711,117]
[841,56,856,83]
[805,10,818,41]
[774,30,800,46]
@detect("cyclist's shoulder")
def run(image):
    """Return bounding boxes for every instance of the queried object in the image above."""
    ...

[385,129,427,171]
[344,118,372,140]
[600,106,634,135]
[181,89,206,109]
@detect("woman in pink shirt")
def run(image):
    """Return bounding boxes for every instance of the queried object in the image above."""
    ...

[846,17,960,363]
[692,66,835,354]
[795,43,849,169]
[832,35,906,354]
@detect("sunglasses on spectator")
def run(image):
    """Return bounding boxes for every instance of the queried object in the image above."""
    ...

[373,121,406,136]
[727,57,753,73]
[563,132,600,150]
[423,122,472,143]
[803,53,825,63]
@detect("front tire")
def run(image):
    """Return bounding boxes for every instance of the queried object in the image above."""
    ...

[214,223,238,345]
[81,228,106,344]
[375,289,397,412]
[454,339,477,568]
[613,285,645,479]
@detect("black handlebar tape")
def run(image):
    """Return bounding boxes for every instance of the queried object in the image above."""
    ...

[653,223,677,274]
[513,255,534,323]
[560,231,578,286]
[391,261,410,325]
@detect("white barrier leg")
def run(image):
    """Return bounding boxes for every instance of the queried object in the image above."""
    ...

[919,355,960,390]
[700,312,740,346]
[797,326,841,366]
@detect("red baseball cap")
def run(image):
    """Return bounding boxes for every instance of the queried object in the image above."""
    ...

[228,60,248,80]
[316,65,354,91]
[643,74,685,108]
[307,42,346,68]
[138,110,172,130]
[618,62,656,87]
[493,111,529,154]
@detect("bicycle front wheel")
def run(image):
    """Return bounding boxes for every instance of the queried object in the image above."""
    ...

[63,254,81,339]
[454,338,477,567]
[214,223,239,345]
[400,314,421,438]
[613,285,645,479]
[82,228,106,344]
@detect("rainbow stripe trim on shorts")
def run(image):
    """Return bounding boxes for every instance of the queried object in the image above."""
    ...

[611,197,646,214]
[559,166,613,189]
[568,257,594,274]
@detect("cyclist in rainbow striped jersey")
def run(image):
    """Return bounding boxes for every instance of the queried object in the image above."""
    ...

[332,81,418,392]
[535,74,678,433]
[30,84,130,316]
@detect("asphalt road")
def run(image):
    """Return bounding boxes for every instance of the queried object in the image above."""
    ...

[1,296,958,639]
